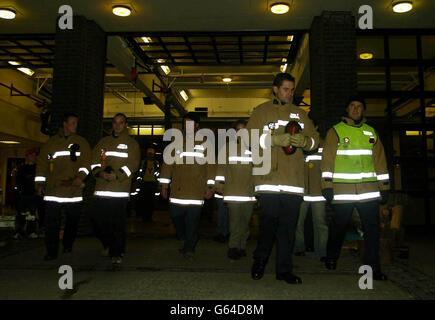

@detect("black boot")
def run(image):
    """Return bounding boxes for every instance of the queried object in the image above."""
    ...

[325,258,337,270]
[251,258,267,280]
[276,273,302,284]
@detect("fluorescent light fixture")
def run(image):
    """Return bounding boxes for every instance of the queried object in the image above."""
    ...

[112,5,131,17]
[179,90,188,101]
[392,1,413,13]
[142,37,152,43]
[17,67,35,76]
[280,63,288,72]
[359,52,374,60]
[270,2,290,14]
[0,140,20,144]
[161,65,170,74]
[8,61,20,65]
[0,8,16,19]
[222,77,232,83]
[287,35,294,42]
[156,59,166,63]
[282,58,287,63]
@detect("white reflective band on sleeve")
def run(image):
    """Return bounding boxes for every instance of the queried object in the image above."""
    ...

[377,174,390,181]
[35,176,46,182]
[215,176,225,182]
[117,144,128,149]
[289,113,300,120]
[121,166,132,177]
[214,194,224,199]
[223,196,257,202]
[158,178,171,184]
[363,131,374,136]
[180,152,204,158]
[334,192,381,201]
[336,149,373,156]
[310,137,315,150]
[53,151,81,158]
[78,167,89,175]
[68,144,73,148]
[333,172,376,180]
[169,198,204,205]
[194,145,205,151]
[322,172,333,178]
[44,196,83,203]
[91,164,102,170]
[244,150,252,155]
[318,148,323,153]
[305,155,322,162]
[260,133,268,149]
[254,184,304,194]
[155,192,160,196]
[207,180,215,185]
[94,191,130,198]
[105,151,128,158]
[303,196,326,202]
[228,156,253,162]
[277,120,289,127]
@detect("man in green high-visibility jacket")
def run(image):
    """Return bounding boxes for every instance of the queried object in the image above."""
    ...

[321,96,390,281]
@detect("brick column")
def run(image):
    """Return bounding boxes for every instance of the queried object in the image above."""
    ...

[50,15,106,147]
[309,11,357,137]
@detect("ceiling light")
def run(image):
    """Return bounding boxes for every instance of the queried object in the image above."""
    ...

[156,59,166,63]
[222,77,232,83]
[17,67,35,76]
[161,65,170,74]
[359,52,374,60]
[282,58,287,63]
[8,60,20,66]
[179,90,188,101]
[0,141,20,144]
[112,5,131,17]
[270,2,290,14]
[287,35,294,42]
[0,8,16,19]
[392,1,413,13]
[280,64,288,72]
[142,37,152,43]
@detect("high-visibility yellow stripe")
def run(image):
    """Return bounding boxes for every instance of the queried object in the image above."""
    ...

[336,149,372,156]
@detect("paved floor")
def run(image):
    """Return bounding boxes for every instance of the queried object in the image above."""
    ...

[0,210,434,300]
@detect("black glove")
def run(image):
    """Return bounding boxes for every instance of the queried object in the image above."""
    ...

[380,190,389,205]
[322,188,334,203]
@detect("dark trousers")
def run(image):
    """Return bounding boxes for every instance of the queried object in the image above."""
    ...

[15,195,38,235]
[170,204,202,253]
[135,182,156,221]
[327,200,381,272]
[254,194,303,274]
[45,201,82,256]
[94,197,128,258]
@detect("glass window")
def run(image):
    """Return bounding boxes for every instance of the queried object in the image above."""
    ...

[389,36,417,59]
[390,66,419,91]
[421,36,435,59]
[357,66,386,91]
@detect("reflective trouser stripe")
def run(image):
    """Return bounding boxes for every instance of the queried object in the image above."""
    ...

[207,180,215,185]
[215,176,225,182]
[158,178,171,184]
[94,191,130,198]
[214,194,224,199]
[121,166,132,177]
[78,167,89,175]
[44,196,83,203]
[333,192,381,201]
[169,198,204,205]
[35,176,46,182]
[377,174,390,181]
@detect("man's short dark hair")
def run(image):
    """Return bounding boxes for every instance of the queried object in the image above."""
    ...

[234,119,247,128]
[273,73,295,88]
[114,113,128,122]
[62,112,78,123]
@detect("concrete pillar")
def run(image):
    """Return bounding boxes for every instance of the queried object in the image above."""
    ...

[50,15,106,147]
[309,11,357,137]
